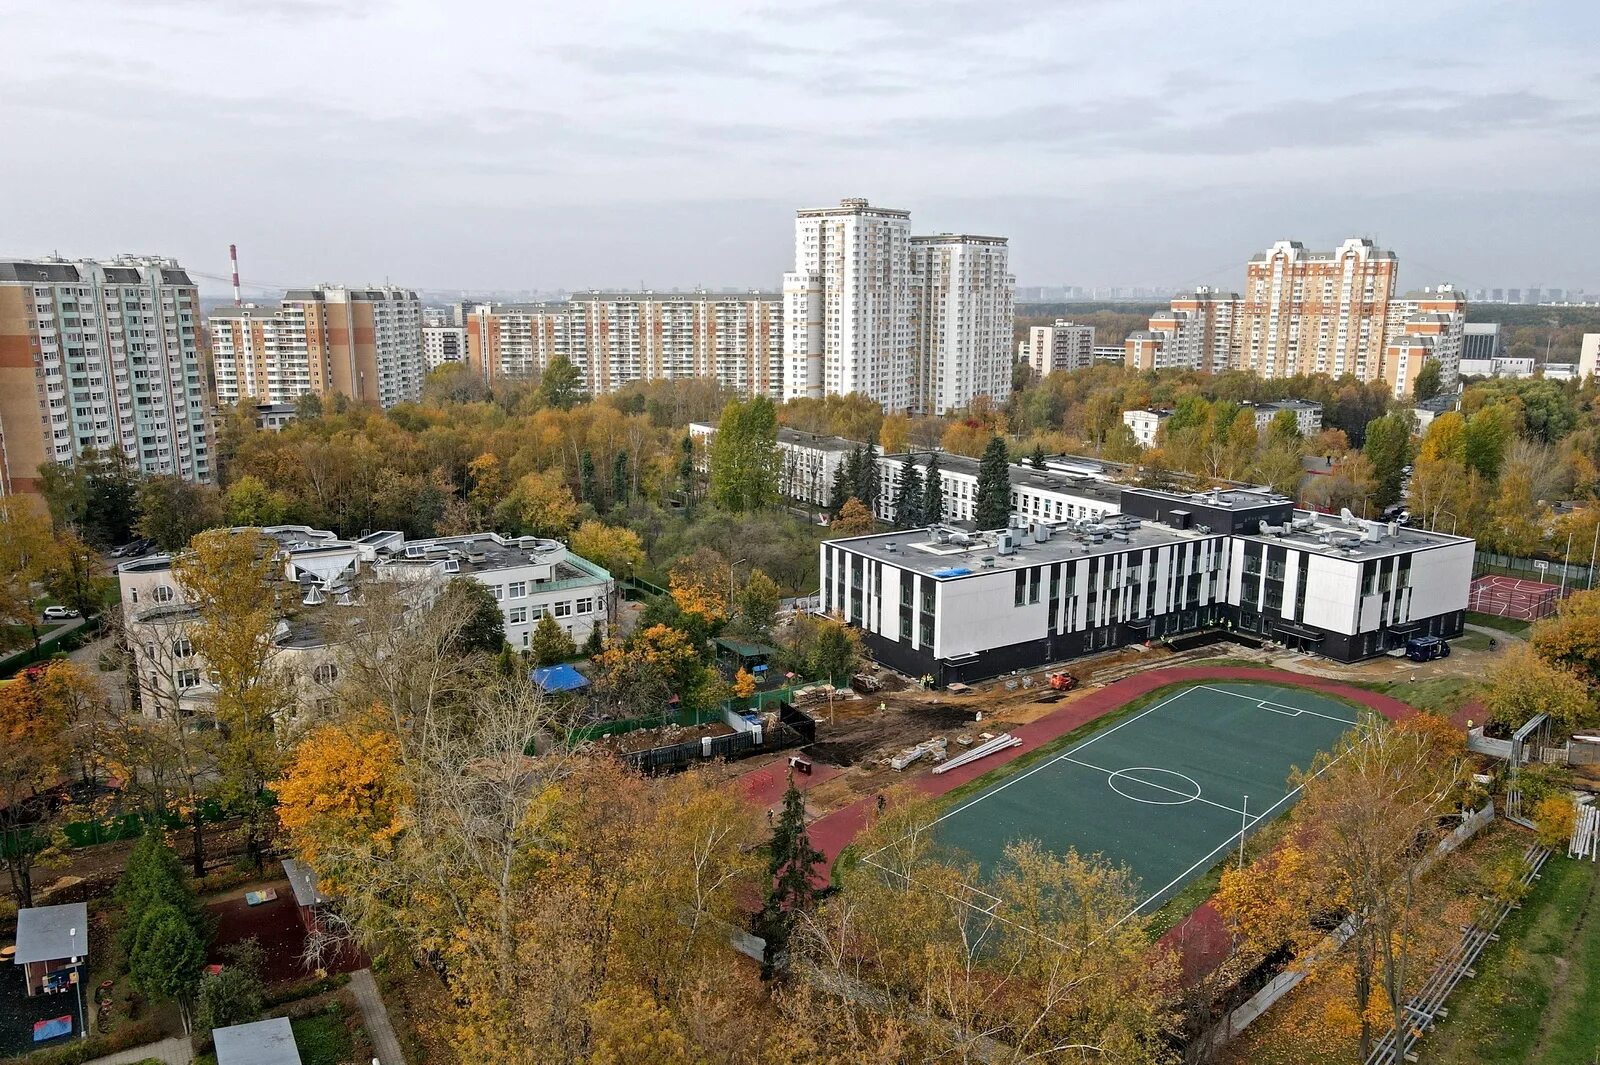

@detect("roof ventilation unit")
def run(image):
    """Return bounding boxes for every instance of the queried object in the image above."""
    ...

[996,530,1017,556]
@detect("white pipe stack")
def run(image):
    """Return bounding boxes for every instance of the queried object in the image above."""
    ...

[933,733,1022,775]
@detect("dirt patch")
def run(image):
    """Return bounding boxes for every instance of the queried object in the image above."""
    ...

[206,879,366,983]
[805,701,1003,768]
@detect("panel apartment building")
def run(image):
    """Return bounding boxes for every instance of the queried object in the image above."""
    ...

[463,290,782,398]
[783,199,1014,416]
[1123,241,1468,398]
[207,286,425,409]
[1021,320,1095,376]
[0,256,212,497]
[821,485,1472,683]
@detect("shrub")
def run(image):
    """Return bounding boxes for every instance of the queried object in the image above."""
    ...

[0,1020,163,1065]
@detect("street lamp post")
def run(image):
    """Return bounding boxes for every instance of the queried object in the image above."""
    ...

[729,557,748,607]
[68,927,85,1040]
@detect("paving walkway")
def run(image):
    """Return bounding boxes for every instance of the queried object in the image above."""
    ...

[83,1035,191,1065]
[351,968,408,1065]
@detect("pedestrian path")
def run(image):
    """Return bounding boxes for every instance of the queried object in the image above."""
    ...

[83,1035,191,1065]
[351,968,408,1065]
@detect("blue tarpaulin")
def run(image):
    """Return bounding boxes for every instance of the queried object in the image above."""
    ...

[532,664,590,693]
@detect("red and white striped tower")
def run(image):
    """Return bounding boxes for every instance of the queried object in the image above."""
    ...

[229,243,242,306]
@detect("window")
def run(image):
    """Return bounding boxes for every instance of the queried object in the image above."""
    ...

[507,606,528,624]
[507,581,526,598]
[172,637,192,658]
[152,585,175,603]
[553,600,573,618]
[312,663,338,686]
[176,668,200,690]
[490,584,504,600]
[575,597,593,614]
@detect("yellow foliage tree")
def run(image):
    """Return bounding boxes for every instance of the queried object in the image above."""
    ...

[830,497,875,537]
[501,470,579,538]
[274,715,410,894]
[570,520,646,578]
[1533,794,1577,850]
[732,668,757,701]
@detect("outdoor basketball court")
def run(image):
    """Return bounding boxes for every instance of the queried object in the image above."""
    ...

[868,681,1366,930]
[1467,574,1565,621]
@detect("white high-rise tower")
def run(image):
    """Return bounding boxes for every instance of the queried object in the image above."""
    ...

[782,198,914,411]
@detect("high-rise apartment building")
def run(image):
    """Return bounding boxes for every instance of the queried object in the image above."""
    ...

[1123,287,1238,373]
[782,199,1014,414]
[1382,285,1467,397]
[421,311,466,370]
[1124,244,1467,397]
[208,303,315,406]
[1235,239,1400,380]
[462,291,782,397]
[783,198,915,410]
[279,286,424,409]
[0,256,212,497]
[909,235,1014,414]
[1023,321,1095,375]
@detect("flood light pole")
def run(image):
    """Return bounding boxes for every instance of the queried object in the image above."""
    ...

[69,927,85,1039]
[1238,796,1249,870]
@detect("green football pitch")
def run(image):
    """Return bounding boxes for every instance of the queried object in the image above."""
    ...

[880,681,1366,927]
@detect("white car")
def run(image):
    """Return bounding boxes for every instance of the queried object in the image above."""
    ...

[42,606,80,620]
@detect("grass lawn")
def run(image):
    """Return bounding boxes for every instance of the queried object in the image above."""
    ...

[1453,630,1493,652]
[1421,855,1600,1065]
[1357,674,1480,717]
[290,1011,355,1065]
[1465,611,1534,638]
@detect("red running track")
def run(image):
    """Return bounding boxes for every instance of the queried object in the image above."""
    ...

[800,665,1420,981]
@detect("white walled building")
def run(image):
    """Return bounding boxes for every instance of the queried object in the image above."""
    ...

[1023,321,1095,376]
[822,485,1472,683]
[1245,400,1323,436]
[208,303,315,406]
[910,235,1015,414]
[783,199,915,409]
[688,421,870,507]
[1581,334,1600,381]
[1122,408,1172,447]
[422,319,467,370]
[0,257,213,496]
[874,452,1122,527]
[117,526,613,719]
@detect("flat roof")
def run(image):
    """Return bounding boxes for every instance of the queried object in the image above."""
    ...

[214,1017,301,1065]
[777,427,866,454]
[1235,511,1472,561]
[1123,486,1289,512]
[883,453,1125,507]
[14,903,88,964]
[829,519,1214,579]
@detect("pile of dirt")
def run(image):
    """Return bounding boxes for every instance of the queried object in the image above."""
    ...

[805,700,997,768]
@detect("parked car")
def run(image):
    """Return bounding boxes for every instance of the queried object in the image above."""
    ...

[111,538,154,558]
[42,606,81,620]
[1405,635,1450,662]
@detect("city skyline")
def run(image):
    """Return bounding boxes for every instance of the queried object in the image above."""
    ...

[4,1,1598,295]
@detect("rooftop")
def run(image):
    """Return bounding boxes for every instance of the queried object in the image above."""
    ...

[1413,392,1463,413]
[14,903,88,965]
[1235,510,1472,561]
[829,518,1213,579]
[282,859,327,908]
[882,453,1125,507]
[214,1017,301,1065]
[777,427,867,454]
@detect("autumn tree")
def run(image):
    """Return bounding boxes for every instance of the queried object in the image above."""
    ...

[878,412,911,455]
[495,470,579,539]
[831,497,875,537]
[173,528,294,871]
[42,528,105,620]
[790,791,1175,1062]
[136,475,223,551]
[668,546,732,625]
[1481,643,1594,734]
[1362,413,1413,509]
[442,576,506,656]
[0,670,69,905]
[222,474,290,528]
[730,568,781,641]
[0,498,57,651]
[570,520,646,578]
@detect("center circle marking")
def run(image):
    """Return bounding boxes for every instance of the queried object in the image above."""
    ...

[1106,767,1203,806]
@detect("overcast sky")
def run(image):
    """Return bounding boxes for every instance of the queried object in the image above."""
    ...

[4,0,1597,296]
